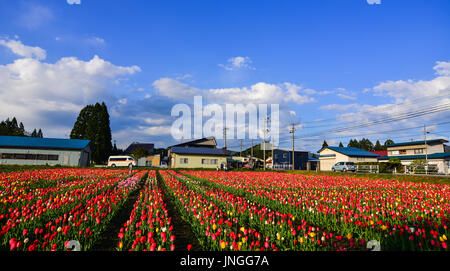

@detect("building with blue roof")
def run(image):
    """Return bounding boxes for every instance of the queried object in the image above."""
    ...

[0,136,91,166]
[168,137,232,169]
[379,138,450,174]
[318,146,380,171]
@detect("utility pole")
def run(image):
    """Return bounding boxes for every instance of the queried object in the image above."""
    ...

[290,124,296,171]
[240,139,243,157]
[424,124,429,175]
[251,138,254,169]
[272,136,274,170]
[263,117,269,171]
[223,127,229,150]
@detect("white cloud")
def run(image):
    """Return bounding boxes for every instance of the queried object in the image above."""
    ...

[67,0,82,5]
[219,56,254,71]
[337,93,357,100]
[373,61,450,103]
[0,39,141,138]
[153,78,316,107]
[0,39,47,60]
[366,0,381,5]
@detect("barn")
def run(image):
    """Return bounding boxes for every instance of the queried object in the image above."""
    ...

[0,136,91,167]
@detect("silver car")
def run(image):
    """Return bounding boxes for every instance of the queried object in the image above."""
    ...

[332,162,356,172]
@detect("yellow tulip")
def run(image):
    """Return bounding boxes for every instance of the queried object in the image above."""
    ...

[212,224,217,231]
[443,235,447,241]
[220,241,226,249]
[346,233,352,239]
[276,233,281,240]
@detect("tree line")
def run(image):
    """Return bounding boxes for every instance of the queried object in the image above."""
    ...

[322,138,395,151]
[0,117,43,138]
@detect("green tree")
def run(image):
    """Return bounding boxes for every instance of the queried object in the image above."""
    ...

[322,140,328,149]
[374,140,383,151]
[339,142,344,147]
[131,147,150,160]
[70,102,113,164]
[384,139,394,147]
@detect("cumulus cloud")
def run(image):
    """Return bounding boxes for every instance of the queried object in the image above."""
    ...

[0,39,47,60]
[0,39,141,138]
[373,61,450,103]
[219,56,254,71]
[153,77,317,107]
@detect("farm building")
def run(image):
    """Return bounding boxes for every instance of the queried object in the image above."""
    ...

[269,149,318,170]
[168,137,231,169]
[378,139,450,174]
[318,146,379,171]
[0,136,91,166]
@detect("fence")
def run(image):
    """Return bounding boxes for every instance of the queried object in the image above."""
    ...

[356,165,379,173]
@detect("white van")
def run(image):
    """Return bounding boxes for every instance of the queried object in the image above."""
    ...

[107,156,137,167]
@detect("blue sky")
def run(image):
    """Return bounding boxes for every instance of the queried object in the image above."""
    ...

[0,0,449,152]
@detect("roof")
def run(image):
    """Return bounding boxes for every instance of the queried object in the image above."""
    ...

[320,147,380,157]
[0,136,90,150]
[125,143,155,154]
[386,139,448,148]
[171,146,231,156]
[170,137,217,149]
[378,152,450,160]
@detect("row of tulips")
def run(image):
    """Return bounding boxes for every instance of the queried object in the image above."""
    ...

[117,171,175,251]
[170,170,358,251]
[182,171,449,251]
[2,169,147,251]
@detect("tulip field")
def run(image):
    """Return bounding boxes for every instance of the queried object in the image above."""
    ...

[1,168,449,251]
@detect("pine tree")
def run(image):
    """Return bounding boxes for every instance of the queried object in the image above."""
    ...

[322,140,328,149]
[31,129,37,137]
[339,142,344,147]
[70,102,113,164]
[37,129,43,138]
[374,140,383,151]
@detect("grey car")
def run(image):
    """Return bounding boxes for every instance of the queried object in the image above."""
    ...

[332,162,356,172]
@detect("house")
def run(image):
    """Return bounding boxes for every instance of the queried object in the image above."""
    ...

[318,146,379,171]
[125,142,155,155]
[168,137,231,169]
[270,149,318,170]
[0,136,91,166]
[137,154,161,167]
[378,139,450,174]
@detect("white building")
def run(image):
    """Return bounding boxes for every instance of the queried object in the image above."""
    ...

[0,136,91,167]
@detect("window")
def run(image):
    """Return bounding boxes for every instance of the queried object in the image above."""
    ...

[283,154,287,158]
[202,159,218,165]
[25,154,37,160]
[180,158,188,164]
[357,157,365,161]
[414,149,424,154]
[391,150,400,155]
[110,158,127,161]
[48,155,59,161]
[399,150,407,155]
[1,153,58,161]
[274,154,278,159]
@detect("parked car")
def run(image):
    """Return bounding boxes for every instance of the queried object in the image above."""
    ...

[332,162,356,172]
[107,156,137,167]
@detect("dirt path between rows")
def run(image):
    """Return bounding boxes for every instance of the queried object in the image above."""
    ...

[157,171,202,251]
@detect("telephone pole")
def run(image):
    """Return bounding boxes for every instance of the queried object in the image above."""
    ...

[240,139,243,157]
[290,124,296,171]
[263,117,269,171]
[251,138,254,168]
[223,127,229,150]
[424,124,429,175]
